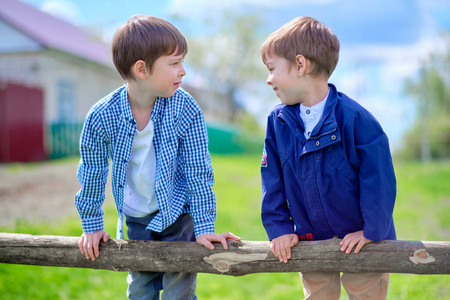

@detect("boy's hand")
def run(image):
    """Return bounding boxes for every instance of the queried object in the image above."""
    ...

[78,230,110,261]
[196,232,241,250]
[340,230,372,254]
[270,234,299,263]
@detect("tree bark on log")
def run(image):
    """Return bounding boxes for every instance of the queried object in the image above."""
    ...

[0,233,449,276]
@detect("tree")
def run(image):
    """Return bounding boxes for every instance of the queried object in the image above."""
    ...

[172,8,269,122]
[401,33,450,160]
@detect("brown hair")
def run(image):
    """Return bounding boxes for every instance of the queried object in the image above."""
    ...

[261,16,339,78]
[112,15,188,80]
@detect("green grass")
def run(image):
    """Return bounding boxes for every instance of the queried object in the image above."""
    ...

[1,154,449,299]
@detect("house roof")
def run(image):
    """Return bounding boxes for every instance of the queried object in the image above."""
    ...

[0,0,113,67]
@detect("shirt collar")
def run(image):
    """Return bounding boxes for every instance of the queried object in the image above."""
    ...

[120,84,135,125]
[299,90,329,118]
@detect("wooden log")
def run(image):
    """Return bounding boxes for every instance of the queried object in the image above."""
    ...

[0,232,449,276]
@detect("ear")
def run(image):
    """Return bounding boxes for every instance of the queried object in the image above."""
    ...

[295,55,308,76]
[133,60,148,80]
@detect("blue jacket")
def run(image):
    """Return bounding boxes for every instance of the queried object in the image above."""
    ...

[261,84,396,242]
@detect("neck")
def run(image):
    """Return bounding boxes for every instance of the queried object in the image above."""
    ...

[127,80,157,111]
[300,79,329,107]
[127,81,156,131]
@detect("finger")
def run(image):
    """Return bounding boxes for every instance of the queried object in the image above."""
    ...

[83,239,91,260]
[346,240,358,254]
[270,243,277,258]
[87,240,96,260]
[204,240,215,250]
[340,236,355,252]
[340,239,349,252]
[219,236,229,250]
[354,240,367,254]
[93,238,100,258]
[276,244,287,263]
[198,237,215,250]
[211,235,228,250]
[79,235,85,254]
[103,232,110,242]
[221,232,241,241]
[340,234,352,246]
[291,235,299,247]
[285,240,292,261]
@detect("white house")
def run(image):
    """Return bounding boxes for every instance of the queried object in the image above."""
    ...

[0,0,123,159]
[0,0,123,122]
[0,0,258,161]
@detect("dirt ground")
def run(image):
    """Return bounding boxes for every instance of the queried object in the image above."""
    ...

[0,159,83,227]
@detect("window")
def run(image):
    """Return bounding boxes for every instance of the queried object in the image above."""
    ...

[57,80,75,121]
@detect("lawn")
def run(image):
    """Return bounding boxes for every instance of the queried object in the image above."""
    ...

[0,154,449,299]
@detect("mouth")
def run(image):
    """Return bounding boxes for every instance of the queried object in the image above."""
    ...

[174,81,182,87]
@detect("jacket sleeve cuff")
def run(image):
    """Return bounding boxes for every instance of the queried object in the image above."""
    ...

[265,222,295,241]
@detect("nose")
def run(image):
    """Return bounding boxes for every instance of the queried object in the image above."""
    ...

[180,64,186,77]
[266,74,272,86]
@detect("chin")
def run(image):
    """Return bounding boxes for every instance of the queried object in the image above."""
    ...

[164,91,177,98]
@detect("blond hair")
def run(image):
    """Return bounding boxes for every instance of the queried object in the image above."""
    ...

[261,16,339,78]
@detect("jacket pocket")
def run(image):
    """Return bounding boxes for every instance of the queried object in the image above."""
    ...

[325,145,358,183]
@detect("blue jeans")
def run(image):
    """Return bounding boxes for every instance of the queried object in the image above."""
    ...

[125,213,197,300]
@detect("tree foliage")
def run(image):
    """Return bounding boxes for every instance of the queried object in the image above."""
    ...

[172,8,268,122]
[400,33,450,160]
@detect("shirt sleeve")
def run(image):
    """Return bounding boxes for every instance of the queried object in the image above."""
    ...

[261,113,295,241]
[351,110,396,241]
[75,111,110,233]
[179,111,216,237]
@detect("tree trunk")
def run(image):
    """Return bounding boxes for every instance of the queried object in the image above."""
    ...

[0,233,448,276]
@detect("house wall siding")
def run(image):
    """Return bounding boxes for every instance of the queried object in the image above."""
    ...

[0,50,123,123]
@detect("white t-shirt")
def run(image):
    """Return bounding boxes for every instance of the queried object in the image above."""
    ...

[123,120,159,218]
[300,92,328,140]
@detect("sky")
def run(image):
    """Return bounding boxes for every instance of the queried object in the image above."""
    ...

[18,0,450,150]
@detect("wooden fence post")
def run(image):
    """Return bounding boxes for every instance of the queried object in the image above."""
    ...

[0,233,449,276]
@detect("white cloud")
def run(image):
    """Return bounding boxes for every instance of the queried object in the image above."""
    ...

[40,0,80,25]
[331,32,449,149]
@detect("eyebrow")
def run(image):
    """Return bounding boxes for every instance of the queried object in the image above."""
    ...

[170,53,185,59]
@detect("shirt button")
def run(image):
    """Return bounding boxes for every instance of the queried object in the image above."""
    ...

[306,110,310,114]
[296,128,300,131]
[331,135,336,140]
[316,141,320,146]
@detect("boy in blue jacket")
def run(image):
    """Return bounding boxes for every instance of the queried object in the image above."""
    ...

[260,16,396,299]
[75,15,240,299]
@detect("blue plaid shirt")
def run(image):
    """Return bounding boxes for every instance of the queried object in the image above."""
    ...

[75,85,216,239]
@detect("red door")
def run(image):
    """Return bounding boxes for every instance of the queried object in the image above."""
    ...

[0,82,47,162]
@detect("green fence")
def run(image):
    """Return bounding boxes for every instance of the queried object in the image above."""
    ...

[206,124,263,154]
[48,122,263,160]
[48,122,83,159]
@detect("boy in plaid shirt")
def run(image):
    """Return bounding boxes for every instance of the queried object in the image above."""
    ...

[75,15,240,299]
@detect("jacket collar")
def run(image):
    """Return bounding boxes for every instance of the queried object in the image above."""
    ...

[277,83,340,148]
[310,83,339,137]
